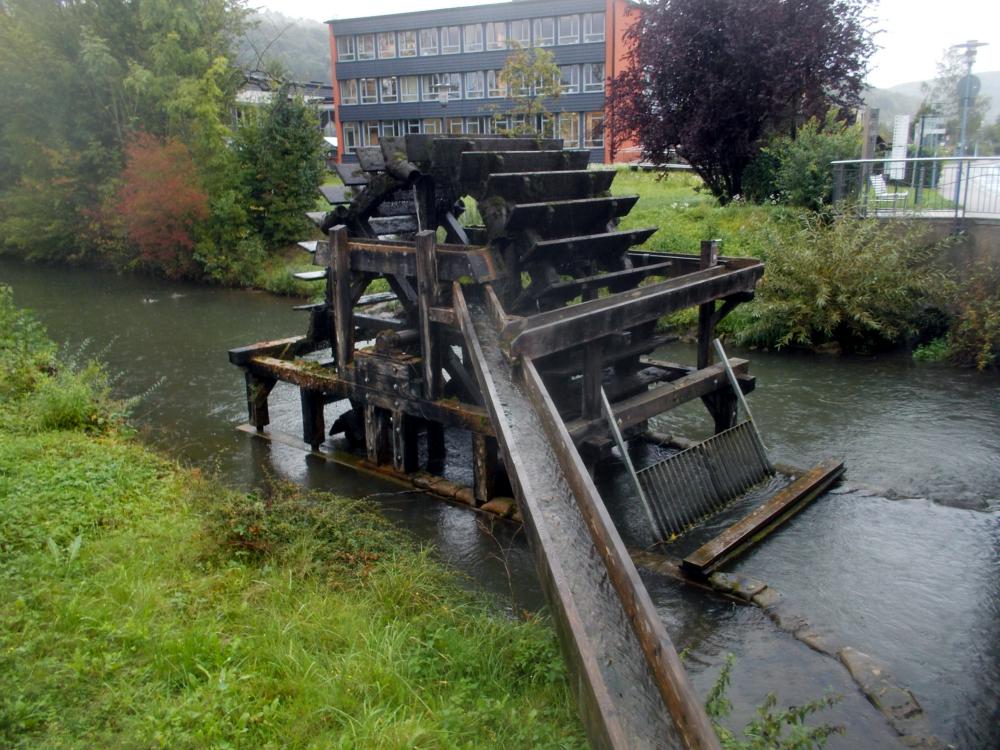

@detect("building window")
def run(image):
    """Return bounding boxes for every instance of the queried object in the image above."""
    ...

[419,28,438,55]
[422,118,442,134]
[509,20,530,47]
[492,114,509,133]
[399,30,417,57]
[487,70,507,98]
[583,13,605,43]
[559,65,579,94]
[465,71,485,100]
[447,117,464,134]
[359,78,378,105]
[380,77,398,104]
[421,73,460,102]
[364,121,380,146]
[381,120,399,137]
[377,32,396,59]
[406,119,421,134]
[336,36,356,62]
[463,24,483,52]
[533,18,555,47]
[441,26,461,54]
[466,117,481,134]
[558,15,579,44]
[339,79,359,105]
[342,122,359,150]
[560,112,580,148]
[399,75,419,102]
[584,111,604,148]
[357,33,376,60]
[485,21,506,50]
[583,63,605,93]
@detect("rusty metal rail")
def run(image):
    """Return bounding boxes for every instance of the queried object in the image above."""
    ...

[454,283,720,750]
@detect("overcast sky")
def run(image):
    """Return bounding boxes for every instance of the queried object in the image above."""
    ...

[251,0,999,89]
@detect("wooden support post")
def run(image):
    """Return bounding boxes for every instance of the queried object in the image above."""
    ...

[697,239,719,370]
[364,403,391,465]
[426,421,446,475]
[391,410,419,473]
[472,434,498,504]
[415,230,441,400]
[330,225,354,372]
[581,338,604,419]
[300,389,326,450]
[244,372,276,432]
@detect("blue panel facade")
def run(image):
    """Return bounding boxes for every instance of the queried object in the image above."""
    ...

[329,0,611,162]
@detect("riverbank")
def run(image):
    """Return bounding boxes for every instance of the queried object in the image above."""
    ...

[0,287,587,748]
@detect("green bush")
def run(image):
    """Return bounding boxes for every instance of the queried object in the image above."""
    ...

[744,110,861,210]
[946,266,1000,369]
[0,286,54,400]
[736,213,950,352]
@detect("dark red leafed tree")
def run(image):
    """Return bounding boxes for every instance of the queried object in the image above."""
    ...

[608,0,876,202]
[116,132,209,278]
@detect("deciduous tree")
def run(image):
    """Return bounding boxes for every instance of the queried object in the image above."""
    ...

[608,0,875,202]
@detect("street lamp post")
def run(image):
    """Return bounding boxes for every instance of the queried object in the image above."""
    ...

[950,40,988,222]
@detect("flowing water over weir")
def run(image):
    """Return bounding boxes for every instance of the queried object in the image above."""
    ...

[3,259,999,748]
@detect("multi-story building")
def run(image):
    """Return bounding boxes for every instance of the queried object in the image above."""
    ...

[327,0,639,164]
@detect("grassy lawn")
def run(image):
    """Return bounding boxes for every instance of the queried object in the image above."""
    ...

[0,288,586,749]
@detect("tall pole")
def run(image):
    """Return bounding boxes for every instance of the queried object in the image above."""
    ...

[950,40,988,223]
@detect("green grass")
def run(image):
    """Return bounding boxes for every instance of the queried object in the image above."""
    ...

[0,288,586,749]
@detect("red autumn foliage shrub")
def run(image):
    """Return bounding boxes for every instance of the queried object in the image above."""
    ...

[116,132,208,278]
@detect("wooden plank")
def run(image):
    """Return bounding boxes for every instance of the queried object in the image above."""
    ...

[472,434,498,504]
[505,195,639,233]
[293,270,327,281]
[306,211,327,227]
[332,238,500,283]
[355,146,387,172]
[364,403,391,464]
[485,170,616,202]
[297,240,319,254]
[392,410,419,473]
[682,460,846,575]
[331,226,353,372]
[538,260,675,305]
[460,150,591,190]
[519,357,722,750]
[696,240,720,370]
[505,262,764,359]
[244,372,275,431]
[370,215,418,235]
[525,227,657,265]
[318,184,353,205]
[566,359,751,442]
[415,230,440,400]
[336,161,369,185]
[228,335,310,366]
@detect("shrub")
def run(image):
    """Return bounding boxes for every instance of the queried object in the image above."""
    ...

[744,110,861,210]
[234,84,325,248]
[0,286,54,400]
[116,132,209,278]
[946,266,1000,369]
[737,213,950,352]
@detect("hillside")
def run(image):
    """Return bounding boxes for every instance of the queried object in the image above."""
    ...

[879,70,1000,122]
[237,10,331,83]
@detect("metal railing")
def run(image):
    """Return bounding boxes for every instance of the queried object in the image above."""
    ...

[831,156,1000,220]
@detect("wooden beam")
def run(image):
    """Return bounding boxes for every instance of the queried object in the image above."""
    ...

[505,262,764,359]
[228,335,311,366]
[682,460,845,575]
[301,388,326,450]
[696,240,720,370]
[245,355,495,437]
[415,230,441,399]
[538,260,675,305]
[331,226,354,372]
[566,359,751,442]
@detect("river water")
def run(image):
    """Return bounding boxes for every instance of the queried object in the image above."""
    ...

[3,258,997,748]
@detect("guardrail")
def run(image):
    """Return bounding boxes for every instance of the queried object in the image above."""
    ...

[831,156,1000,220]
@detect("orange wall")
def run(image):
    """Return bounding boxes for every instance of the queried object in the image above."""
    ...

[605,0,641,163]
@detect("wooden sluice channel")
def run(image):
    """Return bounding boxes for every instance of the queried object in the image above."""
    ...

[228,135,841,749]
